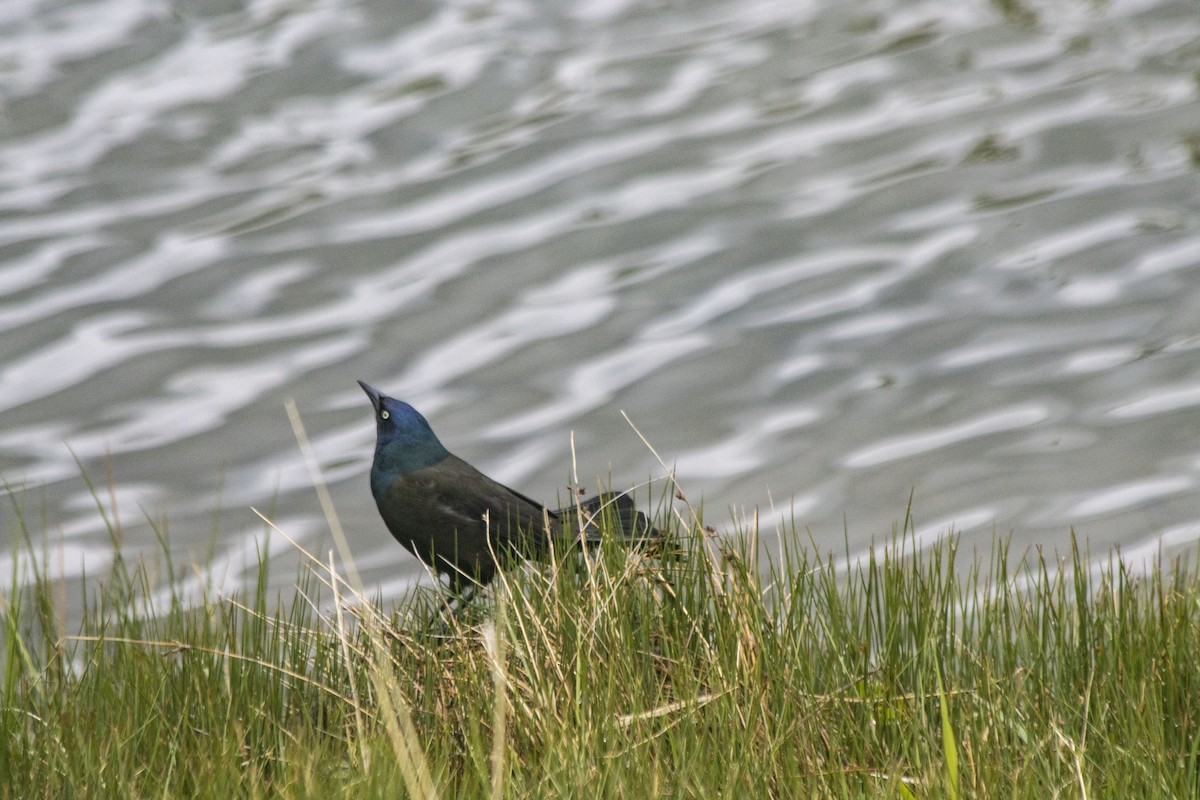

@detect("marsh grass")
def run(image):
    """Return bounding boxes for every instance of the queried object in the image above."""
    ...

[3,478,1199,798]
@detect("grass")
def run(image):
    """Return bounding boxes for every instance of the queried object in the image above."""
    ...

[3,477,1200,799]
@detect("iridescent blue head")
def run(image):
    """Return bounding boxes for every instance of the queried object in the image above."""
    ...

[358,380,450,477]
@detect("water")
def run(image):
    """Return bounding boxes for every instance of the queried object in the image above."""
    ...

[2,0,1199,599]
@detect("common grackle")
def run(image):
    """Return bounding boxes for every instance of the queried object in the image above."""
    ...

[358,380,656,596]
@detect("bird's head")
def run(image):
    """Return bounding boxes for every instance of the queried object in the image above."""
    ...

[358,380,450,473]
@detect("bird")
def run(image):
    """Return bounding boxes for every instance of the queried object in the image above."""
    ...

[358,380,656,599]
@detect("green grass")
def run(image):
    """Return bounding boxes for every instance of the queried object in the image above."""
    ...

[3,484,1199,799]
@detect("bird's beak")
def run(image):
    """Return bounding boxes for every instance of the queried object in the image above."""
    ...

[357,380,383,414]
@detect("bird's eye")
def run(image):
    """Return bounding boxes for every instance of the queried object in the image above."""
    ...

[381,410,390,420]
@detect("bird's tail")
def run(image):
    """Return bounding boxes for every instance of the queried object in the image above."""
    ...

[554,492,659,545]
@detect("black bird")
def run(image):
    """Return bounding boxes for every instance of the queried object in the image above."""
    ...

[359,380,655,596]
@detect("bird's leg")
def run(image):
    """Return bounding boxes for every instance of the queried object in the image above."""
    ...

[425,579,481,635]
[423,584,471,637]
[449,581,480,614]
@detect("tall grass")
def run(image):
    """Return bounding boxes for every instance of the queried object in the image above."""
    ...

[2,482,1198,798]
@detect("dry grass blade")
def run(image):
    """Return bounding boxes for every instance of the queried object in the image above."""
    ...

[285,397,365,595]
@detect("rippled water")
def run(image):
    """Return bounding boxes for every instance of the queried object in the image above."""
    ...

[2,0,1199,598]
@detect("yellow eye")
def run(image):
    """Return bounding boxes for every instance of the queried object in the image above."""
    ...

[381,410,390,420]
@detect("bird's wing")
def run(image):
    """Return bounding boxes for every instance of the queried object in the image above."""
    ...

[425,455,557,546]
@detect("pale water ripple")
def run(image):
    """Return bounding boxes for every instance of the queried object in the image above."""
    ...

[2,0,1200,601]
